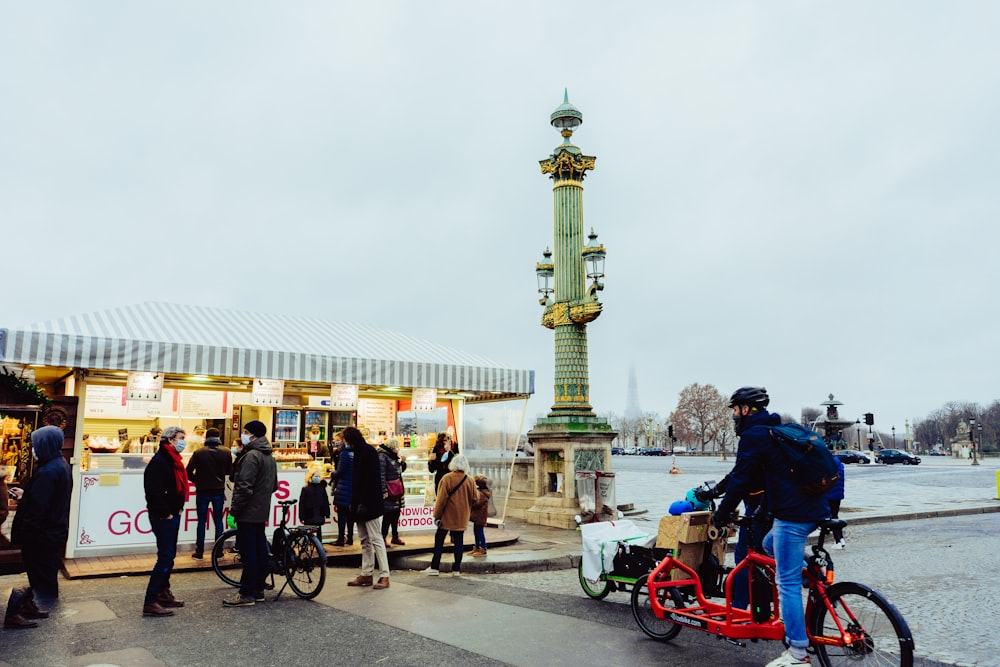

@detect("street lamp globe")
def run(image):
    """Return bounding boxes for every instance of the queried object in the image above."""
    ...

[550,89,583,132]
[582,229,606,282]
[535,248,554,304]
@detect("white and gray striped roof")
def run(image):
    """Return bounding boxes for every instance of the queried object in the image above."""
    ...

[0,302,534,395]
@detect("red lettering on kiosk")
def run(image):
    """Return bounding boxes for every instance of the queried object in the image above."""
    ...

[109,510,132,535]
[183,507,199,530]
[135,509,152,534]
[275,480,290,500]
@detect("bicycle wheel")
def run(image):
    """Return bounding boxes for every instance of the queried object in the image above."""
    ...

[578,561,613,600]
[809,581,914,667]
[211,529,241,588]
[285,532,327,599]
[631,572,684,641]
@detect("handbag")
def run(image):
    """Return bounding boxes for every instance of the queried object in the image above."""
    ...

[386,477,405,499]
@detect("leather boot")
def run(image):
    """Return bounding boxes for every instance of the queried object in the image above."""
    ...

[20,592,49,619]
[372,577,390,590]
[4,613,38,629]
[142,602,174,617]
[346,575,373,587]
[158,586,185,608]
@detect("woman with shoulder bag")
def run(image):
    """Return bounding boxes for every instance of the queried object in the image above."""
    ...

[378,438,407,546]
[422,454,478,577]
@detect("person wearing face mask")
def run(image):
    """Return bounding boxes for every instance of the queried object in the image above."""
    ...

[141,426,189,617]
[712,387,830,667]
[224,420,277,607]
[427,433,458,496]
[4,425,72,629]
[298,464,330,542]
[185,428,232,560]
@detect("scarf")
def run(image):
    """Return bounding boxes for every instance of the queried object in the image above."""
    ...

[163,443,189,497]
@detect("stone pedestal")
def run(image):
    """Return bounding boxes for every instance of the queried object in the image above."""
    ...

[524,416,617,529]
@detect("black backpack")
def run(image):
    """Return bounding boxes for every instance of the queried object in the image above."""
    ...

[769,423,840,496]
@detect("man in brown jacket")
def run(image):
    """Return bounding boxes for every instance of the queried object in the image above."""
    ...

[422,454,478,576]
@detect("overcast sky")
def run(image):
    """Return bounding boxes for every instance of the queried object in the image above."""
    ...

[2,3,997,435]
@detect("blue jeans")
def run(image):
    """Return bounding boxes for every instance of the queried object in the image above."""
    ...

[473,524,486,550]
[763,519,818,651]
[144,515,181,604]
[236,522,269,597]
[195,492,225,554]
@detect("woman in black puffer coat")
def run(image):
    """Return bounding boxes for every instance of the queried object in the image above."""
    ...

[379,438,407,546]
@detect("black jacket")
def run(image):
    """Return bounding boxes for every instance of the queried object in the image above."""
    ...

[351,443,385,522]
[231,436,278,523]
[144,445,187,519]
[186,438,233,494]
[298,481,331,525]
[11,426,72,548]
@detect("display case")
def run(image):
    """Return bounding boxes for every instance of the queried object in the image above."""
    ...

[273,409,301,444]
[86,452,157,472]
[400,445,435,502]
[273,447,313,469]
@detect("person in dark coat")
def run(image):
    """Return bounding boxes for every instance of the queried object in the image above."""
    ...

[826,456,846,548]
[299,465,331,541]
[5,425,72,629]
[185,428,232,559]
[141,426,189,617]
[344,427,390,589]
[427,432,458,496]
[379,438,407,546]
[329,431,354,546]
[469,474,491,557]
[713,387,830,667]
[224,420,278,607]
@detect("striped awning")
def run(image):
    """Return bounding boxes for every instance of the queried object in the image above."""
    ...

[0,302,534,395]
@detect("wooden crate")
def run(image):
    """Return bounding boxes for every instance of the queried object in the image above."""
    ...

[669,541,705,580]
[656,511,711,548]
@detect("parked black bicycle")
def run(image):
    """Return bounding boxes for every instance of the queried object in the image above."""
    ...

[211,499,327,599]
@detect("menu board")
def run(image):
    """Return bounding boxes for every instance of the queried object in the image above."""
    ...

[126,372,164,402]
[330,384,359,409]
[252,379,284,406]
[179,390,227,418]
[357,398,396,440]
[412,388,438,412]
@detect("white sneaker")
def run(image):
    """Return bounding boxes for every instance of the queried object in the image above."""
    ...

[765,649,811,666]
[452,571,461,577]
[421,567,439,576]
[832,540,846,550]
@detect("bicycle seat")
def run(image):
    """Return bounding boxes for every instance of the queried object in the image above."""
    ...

[278,500,298,507]
[819,518,846,531]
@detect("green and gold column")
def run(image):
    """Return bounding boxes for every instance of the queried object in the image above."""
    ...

[538,91,603,418]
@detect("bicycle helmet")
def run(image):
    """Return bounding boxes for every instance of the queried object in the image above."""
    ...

[729,386,770,409]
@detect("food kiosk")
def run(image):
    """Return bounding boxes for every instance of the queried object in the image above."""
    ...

[0,302,533,559]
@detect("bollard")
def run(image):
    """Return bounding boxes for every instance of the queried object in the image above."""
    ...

[996,470,1000,500]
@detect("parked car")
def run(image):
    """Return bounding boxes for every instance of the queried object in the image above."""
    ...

[611,447,626,455]
[876,449,921,465]
[834,449,870,464]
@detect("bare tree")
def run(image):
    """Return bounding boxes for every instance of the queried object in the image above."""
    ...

[669,383,729,453]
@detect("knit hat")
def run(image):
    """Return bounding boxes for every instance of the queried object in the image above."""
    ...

[244,420,267,438]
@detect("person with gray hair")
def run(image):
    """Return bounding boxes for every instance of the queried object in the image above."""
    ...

[141,425,189,616]
[423,453,478,577]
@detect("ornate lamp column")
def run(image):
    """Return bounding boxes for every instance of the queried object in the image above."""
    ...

[525,91,616,529]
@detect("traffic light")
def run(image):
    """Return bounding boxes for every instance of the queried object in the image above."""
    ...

[864,413,874,426]
[668,425,674,439]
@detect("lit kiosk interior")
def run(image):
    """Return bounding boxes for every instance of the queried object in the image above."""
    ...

[0,302,533,559]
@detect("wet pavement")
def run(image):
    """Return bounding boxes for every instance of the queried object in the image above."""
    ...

[0,455,995,666]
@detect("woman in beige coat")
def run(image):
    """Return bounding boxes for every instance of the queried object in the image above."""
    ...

[422,454,478,576]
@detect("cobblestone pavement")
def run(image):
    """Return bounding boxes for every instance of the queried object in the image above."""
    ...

[479,456,1000,667]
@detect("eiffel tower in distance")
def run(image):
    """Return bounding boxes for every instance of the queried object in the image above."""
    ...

[624,363,642,422]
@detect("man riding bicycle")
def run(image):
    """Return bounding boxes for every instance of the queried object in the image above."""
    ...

[712,386,830,667]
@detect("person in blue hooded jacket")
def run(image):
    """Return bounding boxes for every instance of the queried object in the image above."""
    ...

[713,387,830,667]
[5,425,72,629]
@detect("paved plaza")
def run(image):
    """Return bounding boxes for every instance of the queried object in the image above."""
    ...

[0,456,996,666]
